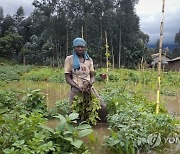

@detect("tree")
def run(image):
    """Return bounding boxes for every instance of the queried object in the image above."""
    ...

[0,33,23,59]
[1,15,15,36]
[155,39,160,53]
[0,0,150,68]
[174,30,180,47]
[172,30,180,58]
[14,6,25,35]
[0,6,4,36]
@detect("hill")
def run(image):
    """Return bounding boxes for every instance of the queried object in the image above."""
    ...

[148,43,175,52]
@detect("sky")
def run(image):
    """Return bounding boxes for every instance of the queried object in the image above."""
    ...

[0,0,180,45]
[135,0,180,45]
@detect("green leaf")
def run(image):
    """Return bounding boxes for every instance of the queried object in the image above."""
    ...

[0,108,9,114]
[69,113,79,120]
[64,137,73,142]
[12,140,25,146]
[54,114,66,123]
[0,119,5,125]
[78,129,93,137]
[77,124,92,130]
[66,123,75,132]
[63,131,72,135]
[40,125,54,133]
[71,139,83,148]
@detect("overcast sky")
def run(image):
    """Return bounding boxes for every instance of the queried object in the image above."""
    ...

[0,0,180,45]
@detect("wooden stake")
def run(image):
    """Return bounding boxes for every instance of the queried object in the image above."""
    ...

[105,31,109,82]
[156,0,165,114]
[82,26,84,39]
[66,28,69,57]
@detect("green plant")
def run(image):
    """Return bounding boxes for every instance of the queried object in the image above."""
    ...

[0,89,92,154]
[71,93,101,125]
[102,86,179,153]
[0,65,34,81]
[0,90,18,110]
[43,113,93,153]
[48,99,70,117]
[21,89,47,115]
[0,111,54,154]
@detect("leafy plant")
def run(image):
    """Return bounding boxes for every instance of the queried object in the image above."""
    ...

[48,99,70,117]
[71,93,101,125]
[0,89,93,154]
[21,88,47,115]
[43,113,93,153]
[102,86,179,153]
[0,65,34,81]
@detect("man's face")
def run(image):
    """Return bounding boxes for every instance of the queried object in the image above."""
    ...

[74,46,85,56]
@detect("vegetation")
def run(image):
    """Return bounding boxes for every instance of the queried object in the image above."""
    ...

[0,62,180,153]
[0,89,93,154]
[0,65,34,81]
[101,85,179,153]
[71,93,101,125]
[0,65,65,83]
[0,0,150,68]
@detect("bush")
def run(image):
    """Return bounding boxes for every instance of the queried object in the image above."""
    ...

[48,99,70,117]
[0,65,34,81]
[0,89,92,154]
[101,86,179,153]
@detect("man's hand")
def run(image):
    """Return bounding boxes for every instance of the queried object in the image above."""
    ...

[78,85,85,92]
[78,81,93,93]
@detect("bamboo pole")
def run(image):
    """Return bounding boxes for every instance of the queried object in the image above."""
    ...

[118,25,122,68]
[111,38,115,69]
[105,31,109,82]
[82,26,84,38]
[66,28,69,57]
[46,82,49,109]
[156,0,165,114]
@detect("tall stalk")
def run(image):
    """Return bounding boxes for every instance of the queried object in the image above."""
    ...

[105,31,109,82]
[156,0,165,114]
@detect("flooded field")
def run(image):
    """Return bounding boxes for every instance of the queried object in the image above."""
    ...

[4,81,180,153]
[5,80,180,116]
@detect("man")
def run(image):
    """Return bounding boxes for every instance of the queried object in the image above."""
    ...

[64,37,107,123]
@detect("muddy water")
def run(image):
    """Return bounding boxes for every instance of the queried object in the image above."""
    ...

[5,81,70,108]
[146,90,180,118]
[5,81,180,153]
[5,81,104,109]
[46,120,112,154]
[163,91,180,117]
[5,81,180,115]
[84,123,112,154]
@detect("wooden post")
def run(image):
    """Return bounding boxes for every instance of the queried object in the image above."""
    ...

[66,28,69,57]
[111,38,114,69]
[82,26,84,39]
[46,82,49,109]
[156,0,165,114]
[118,25,122,68]
[105,31,109,82]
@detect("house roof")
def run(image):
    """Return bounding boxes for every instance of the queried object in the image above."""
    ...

[151,53,171,59]
[168,56,180,62]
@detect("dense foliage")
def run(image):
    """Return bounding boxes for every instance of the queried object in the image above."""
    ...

[101,85,179,153]
[71,93,101,125]
[0,65,65,83]
[0,64,180,153]
[0,0,151,68]
[0,89,93,154]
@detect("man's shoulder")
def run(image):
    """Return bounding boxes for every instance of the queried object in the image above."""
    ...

[65,55,73,61]
[88,57,93,63]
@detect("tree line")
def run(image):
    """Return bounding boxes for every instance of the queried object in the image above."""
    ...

[0,0,179,68]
